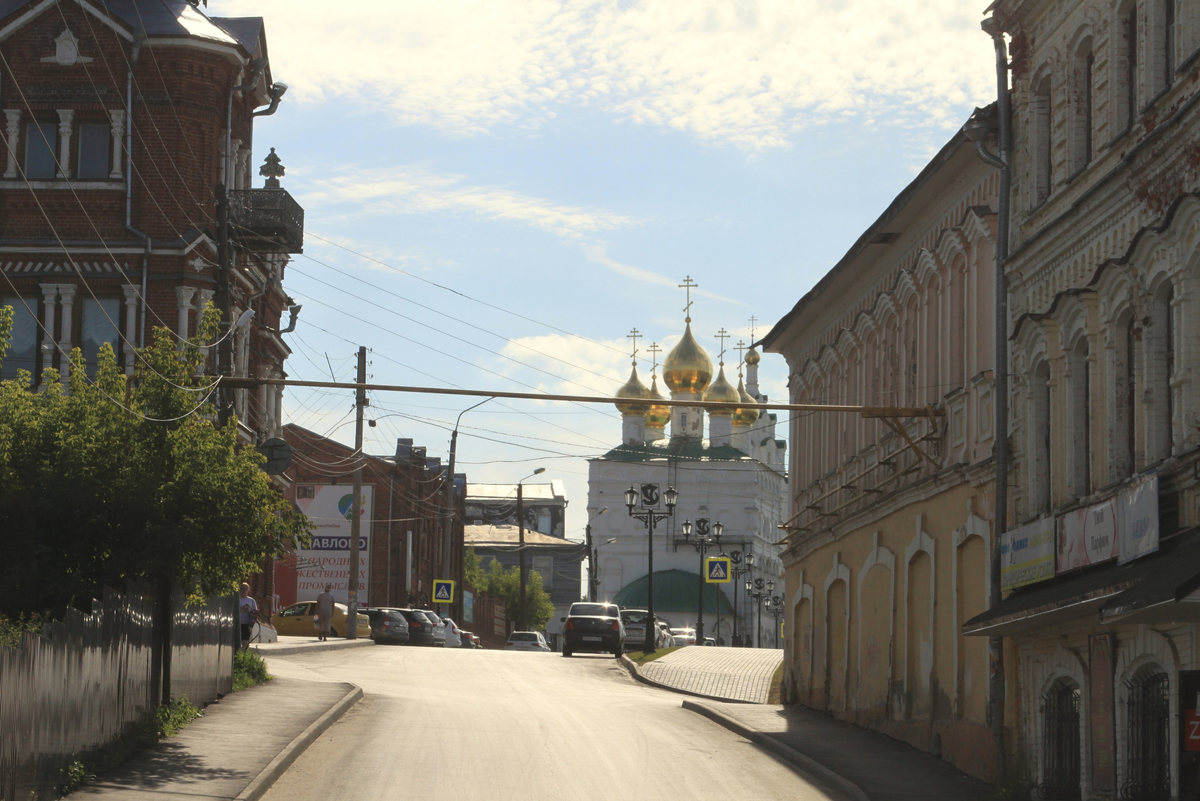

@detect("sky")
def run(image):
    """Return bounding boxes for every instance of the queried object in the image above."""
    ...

[209,0,997,540]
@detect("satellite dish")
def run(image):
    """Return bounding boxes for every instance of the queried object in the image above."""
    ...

[256,437,293,475]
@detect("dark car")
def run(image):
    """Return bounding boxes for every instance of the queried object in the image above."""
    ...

[359,607,410,644]
[395,608,436,646]
[561,602,623,657]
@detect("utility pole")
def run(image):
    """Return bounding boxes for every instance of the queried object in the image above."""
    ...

[215,182,232,426]
[347,346,366,639]
[585,521,595,602]
[444,428,458,619]
[518,482,527,631]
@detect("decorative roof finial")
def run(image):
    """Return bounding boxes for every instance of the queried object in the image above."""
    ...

[734,340,747,375]
[714,327,729,367]
[260,147,285,189]
[647,342,662,379]
[679,275,698,323]
[626,327,641,367]
[748,315,758,341]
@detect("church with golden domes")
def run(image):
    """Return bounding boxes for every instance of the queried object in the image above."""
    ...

[587,287,788,646]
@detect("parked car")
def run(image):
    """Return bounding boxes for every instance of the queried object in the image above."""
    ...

[620,609,666,651]
[505,631,550,651]
[421,610,447,646]
[670,627,697,646]
[272,601,372,639]
[441,617,462,648]
[703,637,716,646]
[395,608,436,646]
[657,620,676,647]
[561,602,623,657]
[359,607,410,644]
[460,631,479,648]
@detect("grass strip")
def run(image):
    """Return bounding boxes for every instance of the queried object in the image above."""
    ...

[624,645,681,665]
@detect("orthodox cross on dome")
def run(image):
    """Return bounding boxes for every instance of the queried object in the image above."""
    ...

[679,276,698,323]
[714,328,729,366]
[260,147,285,189]
[734,340,747,373]
[626,327,641,366]
[648,342,662,378]
[748,316,758,341]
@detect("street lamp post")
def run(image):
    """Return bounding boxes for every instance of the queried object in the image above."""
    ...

[745,577,768,648]
[624,484,678,654]
[585,508,608,602]
[765,594,784,648]
[591,537,616,600]
[517,467,546,632]
[729,550,753,646]
[679,518,722,646]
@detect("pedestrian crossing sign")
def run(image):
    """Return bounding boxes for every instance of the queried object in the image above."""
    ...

[705,557,732,583]
[433,580,455,604]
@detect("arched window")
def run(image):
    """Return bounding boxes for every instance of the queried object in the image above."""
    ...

[1068,338,1091,496]
[1040,678,1081,800]
[1031,360,1053,514]
[1071,38,1094,173]
[1034,75,1054,204]
[1122,2,1140,127]
[1123,666,1170,799]
[1148,283,1174,463]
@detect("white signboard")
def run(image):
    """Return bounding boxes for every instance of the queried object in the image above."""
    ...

[1058,499,1118,573]
[1117,472,1159,565]
[1001,517,1056,591]
[295,484,372,605]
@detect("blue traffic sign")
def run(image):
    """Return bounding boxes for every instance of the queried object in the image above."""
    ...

[433,579,456,604]
[705,557,732,583]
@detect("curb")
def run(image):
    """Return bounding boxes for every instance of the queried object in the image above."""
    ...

[681,699,870,801]
[234,683,364,801]
[618,654,758,705]
[253,639,375,657]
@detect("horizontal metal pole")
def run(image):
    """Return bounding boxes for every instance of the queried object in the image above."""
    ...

[217,376,940,417]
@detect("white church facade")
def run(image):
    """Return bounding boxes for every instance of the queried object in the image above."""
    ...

[587,308,789,646]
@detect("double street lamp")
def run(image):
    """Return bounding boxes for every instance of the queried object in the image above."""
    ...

[624,484,678,654]
[729,550,754,647]
[764,594,784,648]
[744,577,773,649]
[679,518,722,646]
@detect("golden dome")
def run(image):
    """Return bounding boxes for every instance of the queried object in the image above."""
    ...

[662,322,713,394]
[614,365,651,415]
[703,366,740,416]
[744,347,761,366]
[733,375,758,427]
[645,376,671,430]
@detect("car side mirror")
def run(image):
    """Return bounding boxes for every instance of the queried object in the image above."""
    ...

[560,617,566,622]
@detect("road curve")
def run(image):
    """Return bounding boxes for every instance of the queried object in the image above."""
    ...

[262,646,836,801]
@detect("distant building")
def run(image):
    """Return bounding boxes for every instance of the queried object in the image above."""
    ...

[465,481,568,537]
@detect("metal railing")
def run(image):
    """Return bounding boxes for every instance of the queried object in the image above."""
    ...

[0,584,234,801]
[228,188,304,252]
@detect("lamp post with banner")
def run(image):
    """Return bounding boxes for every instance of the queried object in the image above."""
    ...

[678,518,722,646]
[624,483,678,654]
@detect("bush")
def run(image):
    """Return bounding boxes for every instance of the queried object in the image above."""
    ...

[233,648,272,691]
[0,613,42,648]
[156,694,202,738]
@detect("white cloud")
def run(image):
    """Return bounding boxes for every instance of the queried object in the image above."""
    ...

[582,243,748,307]
[213,0,994,149]
[303,165,634,238]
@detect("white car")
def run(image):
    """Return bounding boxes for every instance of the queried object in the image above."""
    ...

[505,631,550,651]
[441,617,462,648]
[670,627,697,646]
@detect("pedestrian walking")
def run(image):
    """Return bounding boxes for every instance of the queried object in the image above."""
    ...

[238,583,258,650]
[315,585,336,641]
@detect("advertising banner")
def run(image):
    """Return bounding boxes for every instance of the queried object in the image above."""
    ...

[1117,471,1159,565]
[1001,517,1056,591]
[1058,499,1118,572]
[294,484,373,605]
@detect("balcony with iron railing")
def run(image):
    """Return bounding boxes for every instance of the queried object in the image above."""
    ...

[228,188,304,253]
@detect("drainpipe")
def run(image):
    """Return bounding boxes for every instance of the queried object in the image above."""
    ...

[965,15,1012,786]
[125,34,150,347]
[252,82,288,118]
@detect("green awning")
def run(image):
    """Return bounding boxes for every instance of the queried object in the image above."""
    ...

[613,569,735,615]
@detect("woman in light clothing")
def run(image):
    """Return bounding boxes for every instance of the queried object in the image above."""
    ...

[315,585,335,641]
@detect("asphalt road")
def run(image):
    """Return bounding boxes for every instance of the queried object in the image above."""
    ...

[263,645,837,801]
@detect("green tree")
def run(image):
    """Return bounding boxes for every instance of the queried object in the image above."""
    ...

[464,548,555,631]
[0,305,311,616]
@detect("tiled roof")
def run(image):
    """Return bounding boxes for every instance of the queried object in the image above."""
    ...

[464,524,582,548]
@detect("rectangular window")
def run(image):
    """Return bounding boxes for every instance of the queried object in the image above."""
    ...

[82,297,120,377]
[533,555,553,590]
[77,124,110,180]
[1,295,38,381]
[24,122,57,180]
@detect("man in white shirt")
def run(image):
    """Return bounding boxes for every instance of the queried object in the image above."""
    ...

[238,583,258,649]
[315,585,336,642]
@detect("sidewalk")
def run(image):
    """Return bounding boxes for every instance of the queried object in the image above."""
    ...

[684,700,990,801]
[70,675,360,801]
[253,635,375,657]
[636,647,783,703]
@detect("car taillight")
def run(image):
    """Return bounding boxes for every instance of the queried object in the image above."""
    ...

[611,621,620,631]
[566,619,574,630]
[411,622,421,629]
[383,620,390,628]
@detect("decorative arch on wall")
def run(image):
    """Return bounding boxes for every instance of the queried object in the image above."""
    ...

[1114,626,1181,798]
[790,571,815,706]
[824,552,852,712]
[903,516,936,720]
[951,497,990,720]
[1026,641,1089,798]
[855,532,896,713]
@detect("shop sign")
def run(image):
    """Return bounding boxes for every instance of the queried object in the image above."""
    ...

[1001,517,1056,591]
[1117,471,1159,565]
[1058,499,1118,572]
[294,484,373,605]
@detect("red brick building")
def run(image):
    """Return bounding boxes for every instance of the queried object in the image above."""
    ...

[278,424,467,624]
[0,0,300,443]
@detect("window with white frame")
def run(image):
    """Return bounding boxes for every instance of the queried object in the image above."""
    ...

[81,297,120,377]
[533,555,553,591]
[1,295,38,381]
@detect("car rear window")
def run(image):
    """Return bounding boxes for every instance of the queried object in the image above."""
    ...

[509,633,538,642]
[622,611,650,624]
[570,603,617,617]
[424,612,442,625]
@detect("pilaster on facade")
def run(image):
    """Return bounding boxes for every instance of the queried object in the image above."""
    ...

[121,284,138,375]
[107,109,125,180]
[174,286,196,341]
[4,109,20,179]
[56,283,75,387]
[55,109,73,179]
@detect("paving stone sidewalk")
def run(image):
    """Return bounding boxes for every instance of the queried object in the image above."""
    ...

[695,700,991,801]
[639,647,783,703]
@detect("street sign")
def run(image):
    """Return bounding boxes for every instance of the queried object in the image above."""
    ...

[639,483,661,508]
[705,557,731,583]
[256,437,293,475]
[433,579,455,604]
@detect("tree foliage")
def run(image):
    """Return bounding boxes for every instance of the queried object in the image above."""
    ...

[464,546,555,631]
[0,305,311,616]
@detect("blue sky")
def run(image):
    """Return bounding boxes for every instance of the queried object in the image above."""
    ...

[210,0,997,538]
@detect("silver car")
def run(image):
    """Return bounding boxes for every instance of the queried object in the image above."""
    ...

[620,609,667,650]
[505,631,550,651]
